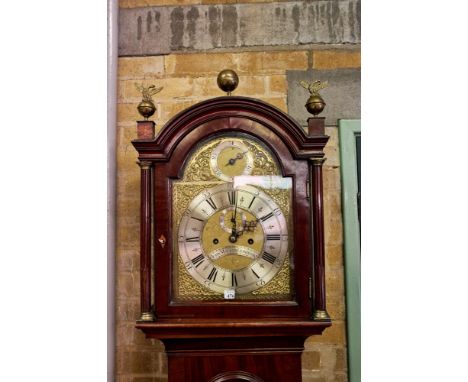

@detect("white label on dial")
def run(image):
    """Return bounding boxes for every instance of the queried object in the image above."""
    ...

[224,288,236,299]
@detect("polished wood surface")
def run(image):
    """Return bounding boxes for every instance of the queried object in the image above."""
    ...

[308,117,329,319]
[163,336,306,382]
[138,160,153,317]
[310,159,328,317]
[132,96,328,161]
[137,120,156,140]
[136,319,329,339]
[151,117,312,319]
[132,96,331,381]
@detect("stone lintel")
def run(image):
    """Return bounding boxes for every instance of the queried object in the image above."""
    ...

[119,1,361,56]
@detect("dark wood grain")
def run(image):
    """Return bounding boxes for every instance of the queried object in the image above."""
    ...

[163,336,306,382]
[310,159,329,318]
[136,319,330,339]
[208,370,264,382]
[138,161,153,317]
[132,96,328,161]
[308,117,330,319]
[131,96,331,381]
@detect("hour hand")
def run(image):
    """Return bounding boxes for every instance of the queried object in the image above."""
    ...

[225,151,248,166]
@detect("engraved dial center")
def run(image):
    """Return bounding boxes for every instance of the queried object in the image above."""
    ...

[202,207,264,271]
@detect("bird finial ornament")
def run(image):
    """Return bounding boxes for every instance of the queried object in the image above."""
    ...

[135,83,163,120]
[299,80,328,117]
[300,80,328,95]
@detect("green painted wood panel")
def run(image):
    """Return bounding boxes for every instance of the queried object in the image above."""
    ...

[338,119,361,382]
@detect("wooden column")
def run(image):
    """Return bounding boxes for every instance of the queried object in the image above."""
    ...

[308,117,330,321]
[138,160,155,321]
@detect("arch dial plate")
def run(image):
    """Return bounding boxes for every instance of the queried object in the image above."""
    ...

[172,134,293,301]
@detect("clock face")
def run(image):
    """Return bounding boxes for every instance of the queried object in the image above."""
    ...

[178,183,288,294]
[172,135,293,301]
[209,138,254,181]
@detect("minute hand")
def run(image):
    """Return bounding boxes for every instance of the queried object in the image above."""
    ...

[229,190,239,243]
[231,189,238,224]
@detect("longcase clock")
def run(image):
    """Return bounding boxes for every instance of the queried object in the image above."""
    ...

[132,93,331,382]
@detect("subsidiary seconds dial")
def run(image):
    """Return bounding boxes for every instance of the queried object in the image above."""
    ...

[209,139,254,181]
[177,183,288,295]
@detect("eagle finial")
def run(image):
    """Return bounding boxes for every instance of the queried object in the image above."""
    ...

[134,83,163,120]
[299,80,328,95]
[135,83,163,103]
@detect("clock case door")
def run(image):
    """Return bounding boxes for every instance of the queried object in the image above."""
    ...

[132,96,329,323]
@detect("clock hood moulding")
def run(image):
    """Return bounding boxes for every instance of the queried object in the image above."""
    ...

[132,96,329,162]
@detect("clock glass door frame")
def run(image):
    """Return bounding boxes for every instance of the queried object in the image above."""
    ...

[152,116,313,320]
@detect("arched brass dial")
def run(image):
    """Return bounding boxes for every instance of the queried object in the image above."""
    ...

[178,183,288,295]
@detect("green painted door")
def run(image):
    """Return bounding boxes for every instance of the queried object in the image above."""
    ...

[338,119,361,382]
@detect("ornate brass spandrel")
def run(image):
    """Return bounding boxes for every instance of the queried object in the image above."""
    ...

[261,187,291,219]
[172,182,223,225]
[176,256,220,299]
[244,140,278,176]
[183,143,219,182]
[182,136,279,182]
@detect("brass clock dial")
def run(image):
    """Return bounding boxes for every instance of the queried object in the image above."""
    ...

[178,183,288,295]
[209,138,254,181]
[173,134,293,301]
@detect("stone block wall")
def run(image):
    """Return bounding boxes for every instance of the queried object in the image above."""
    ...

[119,1,360,55]
[116,1,360,381]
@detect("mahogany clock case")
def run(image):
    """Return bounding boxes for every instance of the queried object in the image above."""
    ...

[132,96,330,324]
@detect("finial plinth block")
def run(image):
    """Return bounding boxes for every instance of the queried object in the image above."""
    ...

[137,120,156,140]
[307,117,325,136]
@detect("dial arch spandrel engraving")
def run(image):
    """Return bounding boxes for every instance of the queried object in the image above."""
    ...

[182,135,279,182]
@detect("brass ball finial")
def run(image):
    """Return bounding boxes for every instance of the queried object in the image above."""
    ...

[305,94,326,116]
[137,100,156,120]
[217,69,239,95]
